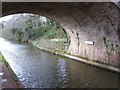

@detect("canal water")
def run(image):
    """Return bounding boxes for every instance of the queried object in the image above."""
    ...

[0,38,119,88]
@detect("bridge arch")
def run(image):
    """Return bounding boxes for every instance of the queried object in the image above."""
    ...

[2,2,120,68]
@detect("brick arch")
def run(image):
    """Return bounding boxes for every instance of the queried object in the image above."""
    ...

[2,2,120,68]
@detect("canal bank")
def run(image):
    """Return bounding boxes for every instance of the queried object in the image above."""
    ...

[0,52,24,88]
[29,40,120,73]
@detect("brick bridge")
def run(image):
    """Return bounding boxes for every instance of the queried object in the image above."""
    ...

[1,2,120,69]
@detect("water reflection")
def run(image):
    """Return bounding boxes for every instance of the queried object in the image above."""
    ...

[0,38,119,88]
[57,58,68,87]
[0,38,14,50]
[57,58,67,78]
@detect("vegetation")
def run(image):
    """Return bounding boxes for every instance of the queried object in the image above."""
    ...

[9,14,68,43]
[0,52,9,67]
[2,13,70,54]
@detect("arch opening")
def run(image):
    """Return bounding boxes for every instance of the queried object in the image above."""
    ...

[0,13,70,54]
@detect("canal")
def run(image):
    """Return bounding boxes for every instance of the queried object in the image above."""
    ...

[0,38,119,88]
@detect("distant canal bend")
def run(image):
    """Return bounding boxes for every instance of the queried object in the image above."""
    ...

[0,38,119,88]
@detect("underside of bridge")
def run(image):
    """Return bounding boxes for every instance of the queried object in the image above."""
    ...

[2,2,120,68]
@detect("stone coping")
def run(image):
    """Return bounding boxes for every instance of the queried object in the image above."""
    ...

[63,54,120,73]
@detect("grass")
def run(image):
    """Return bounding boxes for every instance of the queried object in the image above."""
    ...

[51,49,67,54]
[0,52,9,67]
[0,53,2,61]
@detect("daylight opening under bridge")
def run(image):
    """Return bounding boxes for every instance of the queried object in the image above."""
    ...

[0,13,70,54]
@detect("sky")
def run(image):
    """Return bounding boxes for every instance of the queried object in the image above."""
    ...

[0,15,13,23]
